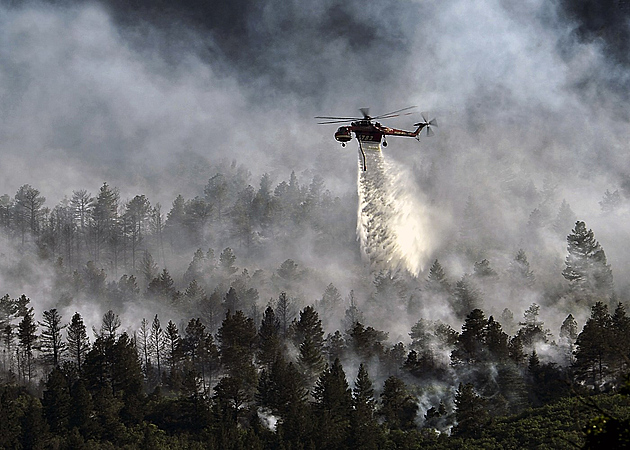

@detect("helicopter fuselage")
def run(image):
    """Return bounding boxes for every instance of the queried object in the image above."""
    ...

[335,120,422,146]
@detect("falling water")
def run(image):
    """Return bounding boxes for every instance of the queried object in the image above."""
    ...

[356,143,435,276]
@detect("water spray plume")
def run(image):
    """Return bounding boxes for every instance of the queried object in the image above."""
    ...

[356,143,438,276]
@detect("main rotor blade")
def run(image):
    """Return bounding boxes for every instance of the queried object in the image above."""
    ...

[315,116,362,120]
[373,106,417,119]
[375,111,415,120]
[359,107,370,119]
[317,119,356,124]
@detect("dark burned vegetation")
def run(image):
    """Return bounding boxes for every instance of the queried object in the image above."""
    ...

[0,163,629,448]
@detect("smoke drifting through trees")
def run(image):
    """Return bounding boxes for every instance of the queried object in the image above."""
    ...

[2,0,630,445]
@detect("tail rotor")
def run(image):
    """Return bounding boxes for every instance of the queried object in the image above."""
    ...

[414,112,438,137]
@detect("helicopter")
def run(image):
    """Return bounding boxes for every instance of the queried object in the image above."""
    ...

[315,106,437,170]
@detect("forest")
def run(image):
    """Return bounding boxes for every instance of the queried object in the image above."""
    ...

[0,161,629,449]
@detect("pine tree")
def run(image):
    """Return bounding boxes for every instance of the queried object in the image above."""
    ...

[164,194,187,248]
[97,309,120,340]
[149,315,166,382]
[453,383,489,438]
[39,308,66,367]
[138,318,151,375]
[563,221,614,302]
[574,302,612,387]
[610,303,630,376]
[553,199,576,236]
[426,259,451,294]
[324,330,346,363]
[123,194,150,271]
[451,308,488,365]
[379,376,418,431]
[217,310,258,397]
[90,182,119,263]
[275,292,296,339]
[42,366,71,434]
[453,274,483,319]
[146,268,176,301]
[183,248,206,286]
[17,308,37,382]
[348,322,388,363]
[14,184,45,244]
[311,358,353,448]
[293,306,325,384]
[342,290,364,331]
[320,283,342,325]
[350,363,381,449]
[484,316,509,362]
[257,306,281,369]
[66,312,90,371]
[139,250,159,290]
[219,247,238,277]
[559,313,578,365]
[516,303,550,349]
[164,320,181,381]
[508,249,535,289]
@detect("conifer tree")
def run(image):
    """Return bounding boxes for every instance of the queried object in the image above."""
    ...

[508,249,535,289]
[165,320,181,378]
[453,274,483,319]
[350,363,381,449]
[451,308,487,365]
[39,308,66,367]
[66,312,90,371]
[149,314,166,381]
[453,382,489,438]
[563,221,614,301]
[560,313,578,364]
[42,366,71,434]
[257,306,281,369]
[312,358,353,448]
[379,375,418,431]
[574,302,613,387]
[610,303,630,376]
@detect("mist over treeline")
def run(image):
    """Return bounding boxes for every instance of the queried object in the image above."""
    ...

[0,162,629,447]
[1,155,629,333]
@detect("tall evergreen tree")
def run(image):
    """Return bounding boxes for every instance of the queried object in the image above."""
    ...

[149,314,166,382]
[574,302,613,387]
[451,308,488,365]
[379,376,418,431]
[14,184,46,244]
[66,312,90,371]
[42,366,71,434]
[17,308,38,382]
[311,358,353,449]
[217,310,258,394]
[453,274,483,319]
[563,221,614,301]
[350,363,381,449]
[453,382,489,438]
[257,306,281,369]
[508,249,535,289]
[39,308,66,368]
[293,306,325,385]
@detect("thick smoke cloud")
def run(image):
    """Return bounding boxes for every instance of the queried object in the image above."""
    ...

[2,0,630,332]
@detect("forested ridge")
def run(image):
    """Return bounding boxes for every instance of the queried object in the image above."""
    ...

[0,162,629,448]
